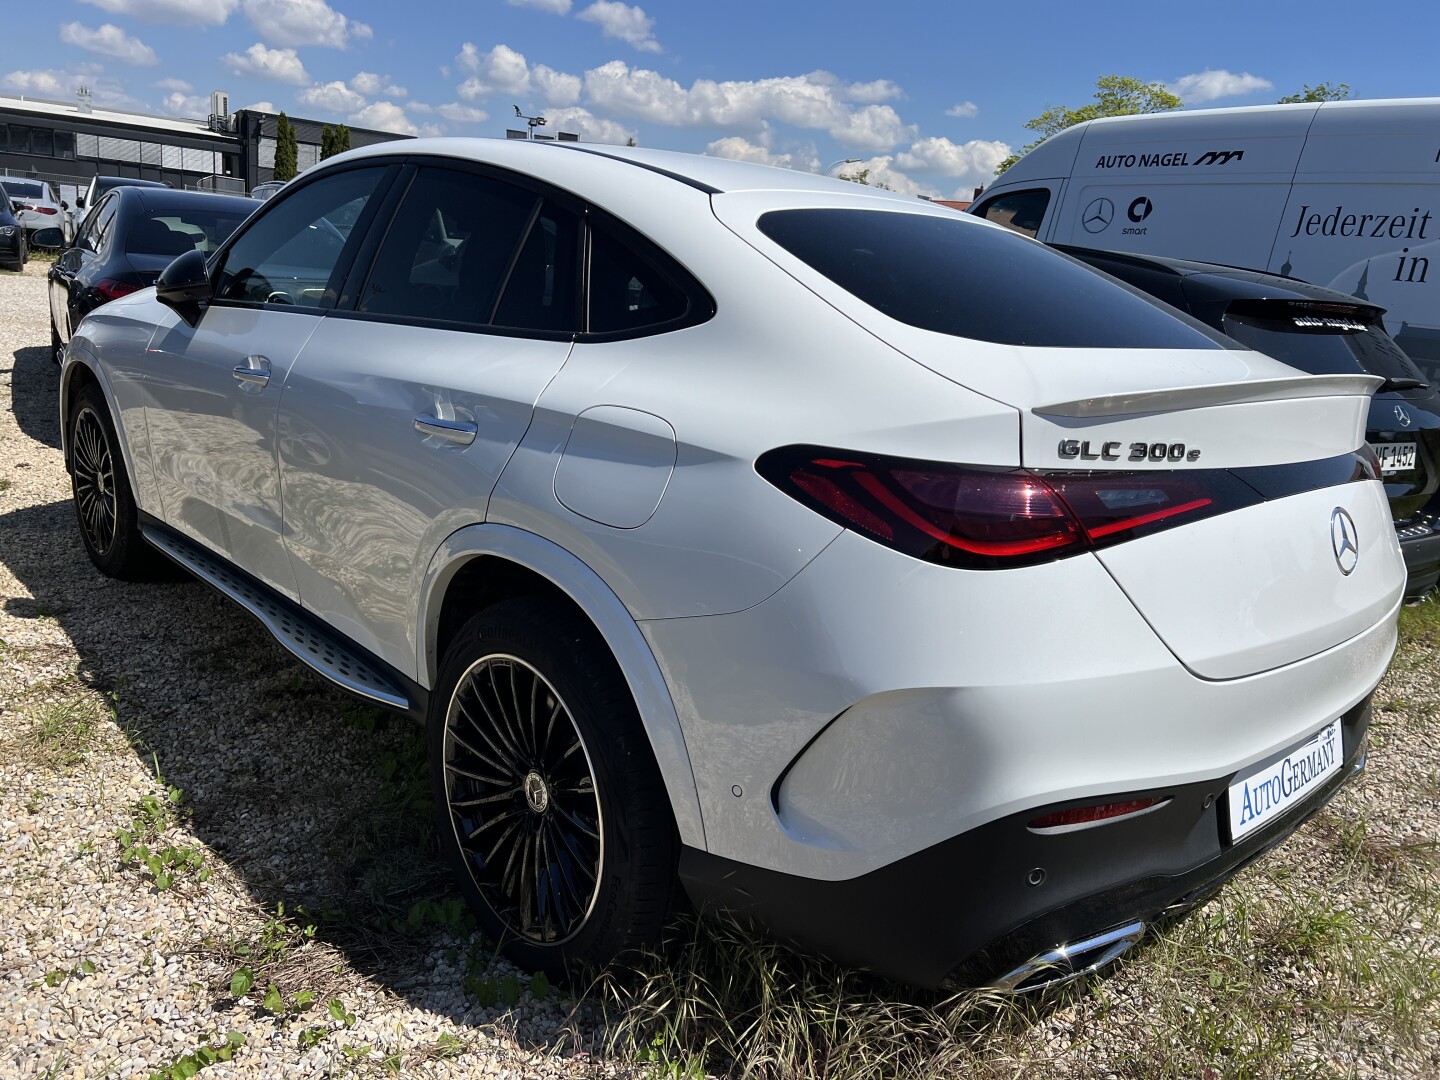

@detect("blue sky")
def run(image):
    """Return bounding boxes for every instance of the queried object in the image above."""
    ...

[4,0,1436,197]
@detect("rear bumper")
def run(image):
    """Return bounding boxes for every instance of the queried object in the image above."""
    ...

[1398,522,1440,597]
[681,694,1372,988]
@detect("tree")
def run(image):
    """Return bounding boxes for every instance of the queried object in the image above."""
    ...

[995,74,1183,175]
[335,124,351,154]
[273,112,298,181]
[1278,82,1352,104]
[320,124,334,160]
[837,167,893,191]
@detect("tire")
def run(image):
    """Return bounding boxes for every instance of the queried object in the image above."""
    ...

[429,596,677,982]
[67,382,164,581]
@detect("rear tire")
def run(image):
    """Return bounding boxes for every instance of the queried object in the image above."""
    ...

[67,382,164,581]
[429,596,677,983]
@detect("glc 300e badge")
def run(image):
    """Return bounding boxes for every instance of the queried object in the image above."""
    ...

[1330,507,1359,575]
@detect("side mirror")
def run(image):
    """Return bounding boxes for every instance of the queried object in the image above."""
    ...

[60,200,69,211]
[156,249,212,327]
[31,227,66,250]
[76,195,85,209]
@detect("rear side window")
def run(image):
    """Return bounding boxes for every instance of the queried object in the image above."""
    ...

[757,209,1229,349]
[975,188,1051,238]
[587,219,691,334]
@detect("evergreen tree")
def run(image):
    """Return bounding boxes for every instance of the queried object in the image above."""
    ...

[320,124,336,160]
[273,112,298,181]
[336,124,351,154]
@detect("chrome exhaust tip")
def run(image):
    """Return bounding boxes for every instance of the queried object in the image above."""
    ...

[988,920,1146,994]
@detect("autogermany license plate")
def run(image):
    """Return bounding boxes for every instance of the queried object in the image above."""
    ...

[1377,442,1417,475]
[1226,720,1341,842]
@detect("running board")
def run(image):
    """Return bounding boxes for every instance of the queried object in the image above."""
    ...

[141,524,413,711]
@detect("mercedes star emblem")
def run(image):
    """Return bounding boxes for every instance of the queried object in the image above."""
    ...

[1395,404,1412,427]
[1330,507,1359,576]
[1082,197,1115,234]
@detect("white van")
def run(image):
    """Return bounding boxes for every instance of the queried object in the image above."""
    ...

[972,98,1440,377]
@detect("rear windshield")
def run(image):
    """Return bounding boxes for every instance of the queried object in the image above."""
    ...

[1,180,44,199]
[128,208,252,257]
[757,209,1230,349]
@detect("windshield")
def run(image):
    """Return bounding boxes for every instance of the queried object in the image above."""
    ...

[757,209,1230,349]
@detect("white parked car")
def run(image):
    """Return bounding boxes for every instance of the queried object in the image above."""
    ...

[59,139,1403,991]
[0,177,70,242]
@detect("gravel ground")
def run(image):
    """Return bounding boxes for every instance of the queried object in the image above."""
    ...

[2,257,1439,1079]
[0,263,631,1078]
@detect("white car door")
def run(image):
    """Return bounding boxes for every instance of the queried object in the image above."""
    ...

[139,164,395,600]
[277,164,579,675]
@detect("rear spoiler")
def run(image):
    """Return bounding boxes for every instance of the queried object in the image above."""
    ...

[1033,374,1383,419]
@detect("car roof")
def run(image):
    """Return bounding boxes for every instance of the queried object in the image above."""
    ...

[329,136,920,202]
[126,187,257,213]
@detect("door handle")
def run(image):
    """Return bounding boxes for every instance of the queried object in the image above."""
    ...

[232,355,271,388]
[414,415,477,446]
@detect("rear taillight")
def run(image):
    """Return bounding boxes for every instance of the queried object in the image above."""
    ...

[757,447,1258,569]
[94,278,141,302]
[31,206,58,216]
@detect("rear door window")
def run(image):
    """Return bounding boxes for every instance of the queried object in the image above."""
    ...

[758,208,1229,349]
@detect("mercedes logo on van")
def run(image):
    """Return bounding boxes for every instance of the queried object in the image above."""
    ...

[1082,198,1114,233]
[1330,507,1359,576]
[1395,404,1412,427]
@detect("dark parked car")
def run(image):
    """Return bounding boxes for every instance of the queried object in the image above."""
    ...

[0,187,27,271]
[39,186,255,363]
[1059,244,1440,597]
[75,175,171,228]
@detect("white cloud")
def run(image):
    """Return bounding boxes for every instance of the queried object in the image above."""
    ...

[243,99,276,111]
[438,102,488,123]
[896,136,1012,184]
[298,80,367,113]
[543,106,634,145]
[242,0,367,49]
[455,43,581,106]
[946,100,979,118]
[2,67,146,109]
[508,0,570,10]
[78,0,238,25]
[576,1,661,53]
[350,100,416,135]
[839,78,903,104]
[582,61,916,151]
[1169,69,1272,105]
[160,90,209,116]
[60,23,159,66]
[836,156,931,198]
[222,42,309,85]
[705,135,818,172]
[351,71,406,97]
[2,69,67,96]
[154,76,193,92]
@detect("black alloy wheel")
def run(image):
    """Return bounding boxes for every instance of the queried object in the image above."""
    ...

[445,653,603,943]
[430,597,677,981]
[67,382,164,580]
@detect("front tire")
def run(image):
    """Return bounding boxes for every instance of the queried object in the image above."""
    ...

[67,382,163,580]
[429,596,677,982]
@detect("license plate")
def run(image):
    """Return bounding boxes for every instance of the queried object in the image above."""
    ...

[1376,442,1417,475]
[1226,720,1341,842]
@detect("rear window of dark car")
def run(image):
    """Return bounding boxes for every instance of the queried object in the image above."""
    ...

[1219,312,1429,383]
[756,209,1231,349]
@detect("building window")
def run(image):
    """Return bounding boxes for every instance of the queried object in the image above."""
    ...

[55,132,75,159]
